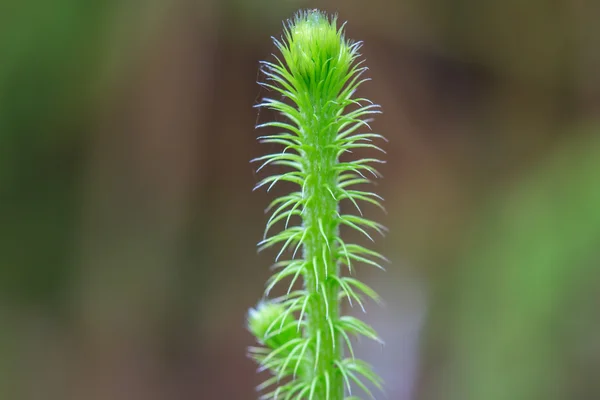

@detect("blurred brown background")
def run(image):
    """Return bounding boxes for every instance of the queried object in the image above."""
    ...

[1,0,599,399]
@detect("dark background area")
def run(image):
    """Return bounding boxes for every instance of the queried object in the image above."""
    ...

[1,0,599,399]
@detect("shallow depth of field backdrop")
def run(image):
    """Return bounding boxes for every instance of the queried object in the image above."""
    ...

[1,0,599,399]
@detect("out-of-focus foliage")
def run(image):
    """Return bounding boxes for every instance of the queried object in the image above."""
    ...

[0,2,117,397]
[424,123,600,400]
[0,0,115,307]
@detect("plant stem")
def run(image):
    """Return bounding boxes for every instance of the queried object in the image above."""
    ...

[247,10,386,400]
[303,114,343,399]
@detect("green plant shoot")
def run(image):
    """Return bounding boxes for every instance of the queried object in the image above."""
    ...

[247,9,387,400]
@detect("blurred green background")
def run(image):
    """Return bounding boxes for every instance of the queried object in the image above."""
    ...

[0,0,599,399]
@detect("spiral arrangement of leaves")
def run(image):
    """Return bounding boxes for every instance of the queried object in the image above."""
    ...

[247,9,387,400]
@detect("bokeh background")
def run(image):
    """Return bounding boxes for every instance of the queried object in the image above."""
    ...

[1,0,599,399]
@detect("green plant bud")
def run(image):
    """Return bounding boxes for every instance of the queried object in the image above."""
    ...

[247,301,300,349]
[284,10,353,89]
